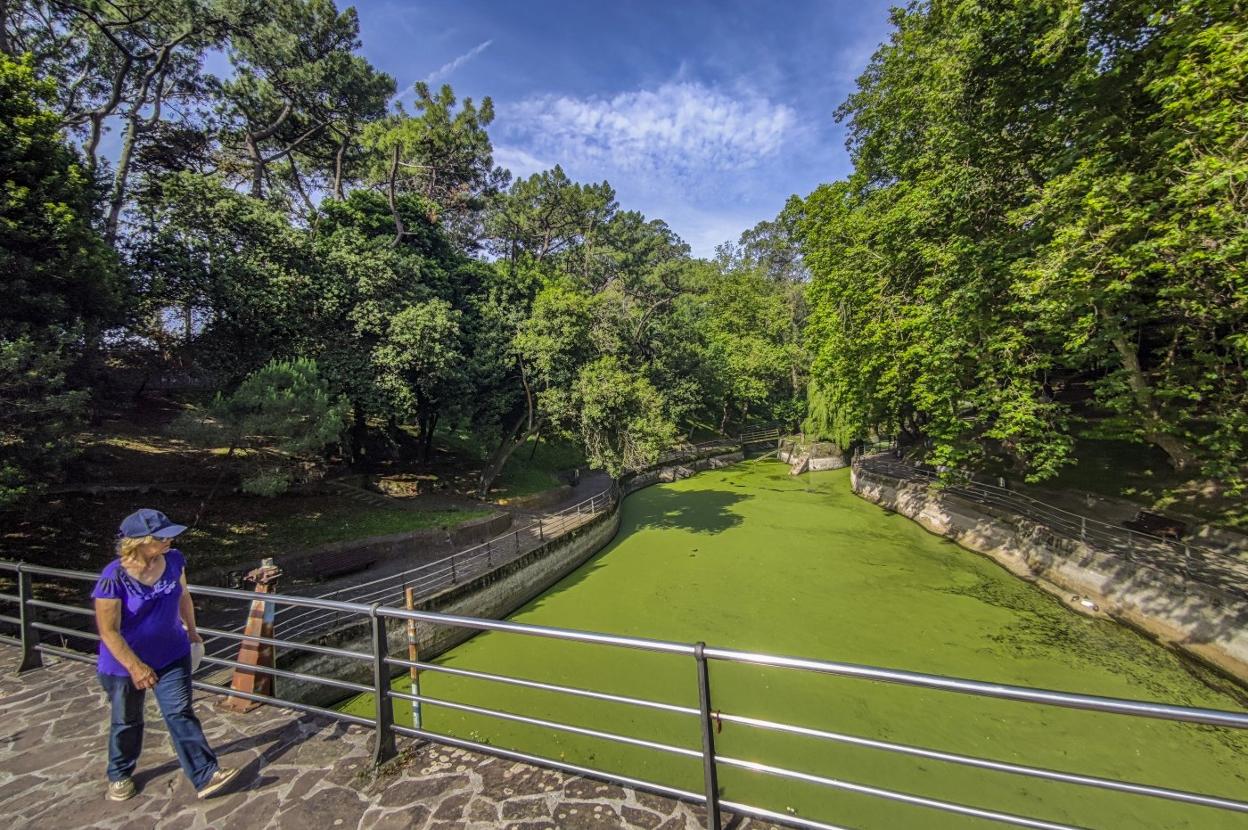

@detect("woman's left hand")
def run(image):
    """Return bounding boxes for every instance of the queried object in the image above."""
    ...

[188,631,203,643]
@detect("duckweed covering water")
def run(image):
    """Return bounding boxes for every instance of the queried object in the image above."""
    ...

[341,461,1248,829]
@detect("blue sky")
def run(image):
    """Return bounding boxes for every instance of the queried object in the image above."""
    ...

[351,0,896,257]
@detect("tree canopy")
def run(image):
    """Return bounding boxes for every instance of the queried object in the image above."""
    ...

[796,0,1247,490]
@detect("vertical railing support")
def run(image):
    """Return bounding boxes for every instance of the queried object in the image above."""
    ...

[693,642,721,830]
[450,553,458,584]
[17,567,43,673]
[404,589,422,731]
[370,603,397,765]
[538,518,544,541]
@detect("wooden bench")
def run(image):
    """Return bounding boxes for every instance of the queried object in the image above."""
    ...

[1122,510,1187,540]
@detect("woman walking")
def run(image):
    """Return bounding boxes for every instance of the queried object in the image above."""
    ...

[92,508,239,801]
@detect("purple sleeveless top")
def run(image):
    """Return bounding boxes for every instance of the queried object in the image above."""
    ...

[91,549,191,676]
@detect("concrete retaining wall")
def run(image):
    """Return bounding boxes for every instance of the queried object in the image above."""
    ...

[851,465,1248,685]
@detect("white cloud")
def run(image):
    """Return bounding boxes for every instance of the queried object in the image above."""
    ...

[426,39,494,84]
[503,81,797,182]
[493,146,554,180]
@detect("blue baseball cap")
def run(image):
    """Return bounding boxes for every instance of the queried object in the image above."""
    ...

[119,509,187,540]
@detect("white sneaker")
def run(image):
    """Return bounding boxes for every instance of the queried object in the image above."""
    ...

[196,767,241,799]
[106,778,137,801]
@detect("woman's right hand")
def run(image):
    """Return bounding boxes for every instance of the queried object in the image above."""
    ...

[129,662,157,690]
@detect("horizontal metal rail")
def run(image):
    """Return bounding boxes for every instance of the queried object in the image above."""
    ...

[199,654,372,694]
[31,621,99,641]
[717,755,1086,830]
[715,710,1248,812]
[26,598,94,616]
[195,625,372,661]
[388,690,703,760]
[384,654,700,716]
[700,646,1248,728]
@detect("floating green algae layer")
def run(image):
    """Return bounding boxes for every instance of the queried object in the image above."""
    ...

[342,462,1248,829]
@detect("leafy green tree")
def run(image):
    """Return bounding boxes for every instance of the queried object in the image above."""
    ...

[576,356,676,475]
[373,299,465,460]
[221,0,392,200]
[364,82,504,250]
[0,54,121,507]
[172,358,348,498]
[128,171,315,377]
[486,166,617,267]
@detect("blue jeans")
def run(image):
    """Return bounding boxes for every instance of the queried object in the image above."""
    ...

[98,655,219,790]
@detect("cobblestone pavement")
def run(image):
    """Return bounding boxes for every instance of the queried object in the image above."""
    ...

[1,655,783,830]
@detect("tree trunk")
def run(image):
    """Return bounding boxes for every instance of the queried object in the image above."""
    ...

[333,133,349,199]
[476,413,541,499]
[350,404,368,465]
[247,133,265,198]
[1108,331,1196,471]
[0,2,11,56]
[419,409,439,463]
[105,113,141,244]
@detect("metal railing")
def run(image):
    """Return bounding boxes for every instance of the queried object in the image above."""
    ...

[652,437,742,467]
[2,558,1246,830]
[263,482,621,645]
[739,425,783,444]
[853,455,1248,598]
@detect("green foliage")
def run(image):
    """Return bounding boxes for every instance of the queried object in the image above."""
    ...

[130,171,314,377]
[0,54,121,508]
[172,358,348,495]
[575,357,677,476]
[799,0,1248,489]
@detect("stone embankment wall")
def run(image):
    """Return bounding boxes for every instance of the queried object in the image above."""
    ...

[282,450,744,706]
[851,464,1248,685]
[778,439,847,472]
[619,450,744,495]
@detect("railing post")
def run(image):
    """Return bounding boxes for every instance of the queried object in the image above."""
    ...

[450,552,458,583]
[693,642,721,830]
[370,603,397,765]
[537,517,544,541]
[1080,516,1087,543]
[17,566,42,673]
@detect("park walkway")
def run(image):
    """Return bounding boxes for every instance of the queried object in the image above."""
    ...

[0,653,778,830]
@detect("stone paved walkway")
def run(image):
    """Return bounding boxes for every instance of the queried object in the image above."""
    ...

[0,654,782,830]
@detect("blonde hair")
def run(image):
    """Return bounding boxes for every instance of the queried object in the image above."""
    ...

[117,535,158,563]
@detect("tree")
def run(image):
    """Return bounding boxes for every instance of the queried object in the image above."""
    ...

[373,299,465,461]
[128,171,315,378]
[221,0,392,201]
[576,356,676,475]
[364,82,505,250]
[172,358,348,500]
[0,54,121,507]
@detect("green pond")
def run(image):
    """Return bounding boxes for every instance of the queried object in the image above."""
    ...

[341,461,1248,829]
